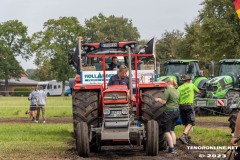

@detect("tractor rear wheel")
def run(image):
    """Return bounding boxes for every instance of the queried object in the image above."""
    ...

[229,109,240,133]
[224,91,239,114]
[146,120,159,156]
[72,90,99,134]
[141,88,166,150]
[76,122,90,157]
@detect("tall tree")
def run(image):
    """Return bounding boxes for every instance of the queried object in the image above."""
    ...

[31,17,84,95]
[194,0,240,61]
[155,30,184,61]
[84,13,140,42]
[0,20,31,95]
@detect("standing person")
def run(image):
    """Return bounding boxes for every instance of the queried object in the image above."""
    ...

[231,112,240,160]
[109,57,118,70]
[28,87,38,122]
[36,86,47,123]
[155,78,180,153]
[178,74,200,144]
[107,65,129,88]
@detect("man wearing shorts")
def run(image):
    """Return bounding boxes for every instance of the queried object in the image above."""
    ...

[178,74,200,144]
[28,87,38,121]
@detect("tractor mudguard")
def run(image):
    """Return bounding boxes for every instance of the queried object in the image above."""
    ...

[193,77,208,89]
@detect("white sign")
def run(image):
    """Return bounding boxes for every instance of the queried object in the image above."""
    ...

[196,101,206,106]
[81,70,155,84]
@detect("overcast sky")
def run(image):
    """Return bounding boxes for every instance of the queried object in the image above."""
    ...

[1,0,204,70]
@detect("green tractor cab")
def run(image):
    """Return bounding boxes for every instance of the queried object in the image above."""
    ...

[195,59,240,115]
[157,59,208,89]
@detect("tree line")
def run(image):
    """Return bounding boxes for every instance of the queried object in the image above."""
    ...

[0,0,240,94]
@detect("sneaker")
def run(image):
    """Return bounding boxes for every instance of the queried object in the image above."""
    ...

[168,147,177,154]
[188,137,193,144]
[34,120,38,123]
[179,135,188,144]
[43,121,46,123]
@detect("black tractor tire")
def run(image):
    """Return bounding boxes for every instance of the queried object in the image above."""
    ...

[76,122,90,157]
[229,109,240,133]
[141,88,166,150]
[223,91,239,114]
[141,88,165,123]
[72,90,99,135]
[72,90,99,153]
[146,120,159,156]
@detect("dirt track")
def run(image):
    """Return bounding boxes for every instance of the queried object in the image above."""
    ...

[0,117,230,160]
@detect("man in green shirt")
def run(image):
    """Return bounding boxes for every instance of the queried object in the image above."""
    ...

[178,74,200,144]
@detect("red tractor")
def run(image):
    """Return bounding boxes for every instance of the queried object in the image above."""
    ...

[69,37,166,157]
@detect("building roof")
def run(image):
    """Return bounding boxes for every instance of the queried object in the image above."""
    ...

[0,77,38,86]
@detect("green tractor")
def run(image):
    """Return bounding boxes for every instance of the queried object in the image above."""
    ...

[157,59,208,89]
[195,59,240,115]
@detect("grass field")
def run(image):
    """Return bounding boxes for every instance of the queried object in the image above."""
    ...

[0,123,73,159]
[0,97,234,159]
[0,96,72,117]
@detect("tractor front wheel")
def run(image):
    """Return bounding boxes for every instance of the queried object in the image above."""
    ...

[224,91,239,114]
[76,122,90,157]
[146,120,159,156]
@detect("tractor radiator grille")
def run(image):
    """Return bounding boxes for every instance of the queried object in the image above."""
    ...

[104,92,127,100]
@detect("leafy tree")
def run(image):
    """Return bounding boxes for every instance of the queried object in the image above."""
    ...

[155,30,184,61]
[192,0,240,61]
[31,17,84,95]
[0,20,31,95]
[84,13,140,42]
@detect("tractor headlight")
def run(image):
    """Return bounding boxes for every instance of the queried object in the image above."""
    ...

[122,107,128,115]
[103,108,110,115]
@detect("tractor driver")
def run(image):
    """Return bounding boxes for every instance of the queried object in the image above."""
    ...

[107,65,129,89]
[109,57,118,70]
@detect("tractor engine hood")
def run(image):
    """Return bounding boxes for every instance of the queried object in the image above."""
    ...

[207,76,233,86]
[157,75,177,82]
[205,76,233,98]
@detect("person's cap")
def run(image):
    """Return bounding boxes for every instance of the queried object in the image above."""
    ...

[181,74,191,81]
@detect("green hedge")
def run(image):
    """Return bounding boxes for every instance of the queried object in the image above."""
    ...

[13,88,31,96]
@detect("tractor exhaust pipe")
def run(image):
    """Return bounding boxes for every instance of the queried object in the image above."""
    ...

[127,47,133,101]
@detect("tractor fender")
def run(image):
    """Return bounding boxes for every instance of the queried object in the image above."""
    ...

[193,77,208,89]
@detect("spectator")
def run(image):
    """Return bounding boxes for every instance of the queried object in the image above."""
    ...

[231,112,240,160]
[36,86,47,123]
[155,78,179,153]
[107,65,129,88]
[178,74,200,144]
[28,87,38,122]
[109,57,118,70]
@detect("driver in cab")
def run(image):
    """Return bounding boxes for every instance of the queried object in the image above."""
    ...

[107,65,129,89]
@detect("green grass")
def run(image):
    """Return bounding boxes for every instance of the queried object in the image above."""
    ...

[175,125,231,147]
[0,97,72,117]
[0,96,234,158]
[0,123,73,159]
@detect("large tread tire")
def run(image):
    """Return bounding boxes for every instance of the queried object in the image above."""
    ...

[141,88,165,123]
[146,120,159,156]
[224,91,239,114]
[72,90,99,153]
[141,88,166,150]
[76,122,90,157]
[72,90,99,134]
[229,109,240,133]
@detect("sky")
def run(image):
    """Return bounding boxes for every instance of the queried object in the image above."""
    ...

[0,0,204,70]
